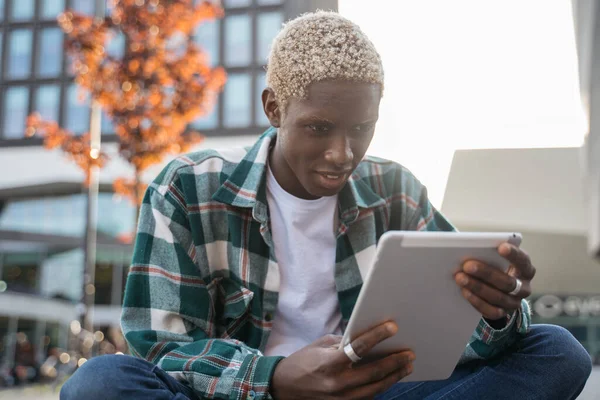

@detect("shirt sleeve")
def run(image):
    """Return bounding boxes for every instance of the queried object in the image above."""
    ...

[121,182,283,400]
[406,185,532,363]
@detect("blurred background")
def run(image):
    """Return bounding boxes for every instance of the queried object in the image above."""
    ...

[0,0,598,398]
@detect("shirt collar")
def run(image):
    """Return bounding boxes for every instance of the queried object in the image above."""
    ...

[212,127,387,226]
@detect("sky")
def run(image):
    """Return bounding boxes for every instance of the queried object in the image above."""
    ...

[338,0,586,207]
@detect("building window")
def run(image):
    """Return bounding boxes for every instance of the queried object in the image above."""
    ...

[191,101,219,130]
[3,86,30,139]
[9,0,34,21]
[37,28,64,78]
[105,30,125,59]
[224,14,251,67]
[257,11,283,64]
[101,111,115,134]
[41,0,65,20]
[39,249,84,301]
[44,322,61,356]
[224,73,251,128]
[193,19,219,67]
[95,263,113,306]
[0,0,286,142]
[7,29,33,79]
[0,195,85,236]
[65,84,90,134]
[224,0,251,8]
[0,193,135,238]
[0,317,9,364]
[2,253,40,295]
[35,85,61,122]
[14,318,37,371]
[255,71,269,126]
[71,0,95,15]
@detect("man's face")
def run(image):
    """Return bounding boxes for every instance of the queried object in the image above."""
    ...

[263,80,381,199]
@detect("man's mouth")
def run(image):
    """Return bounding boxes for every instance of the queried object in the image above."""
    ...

[321,172,345,180]
[315,170,351,189]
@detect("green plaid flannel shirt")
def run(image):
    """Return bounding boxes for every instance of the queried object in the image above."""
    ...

[122,127,531,399]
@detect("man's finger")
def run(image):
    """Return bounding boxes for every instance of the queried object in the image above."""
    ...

[499,244,536,280]
[455,272,525,310]
[341,321,397,362]
[460,288,507,320]
[461,261,516,293]
[343,351,415,388]
[341,361,414,400]
[316,334,343,348]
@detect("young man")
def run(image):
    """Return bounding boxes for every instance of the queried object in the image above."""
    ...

[61,11,592,400]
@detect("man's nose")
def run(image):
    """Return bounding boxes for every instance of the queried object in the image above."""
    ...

[325,135,353,167]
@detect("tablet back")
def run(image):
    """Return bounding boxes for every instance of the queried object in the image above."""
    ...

[342,231,521,382]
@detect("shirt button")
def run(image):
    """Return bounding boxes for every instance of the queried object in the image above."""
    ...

[248,390,256,399]
[265,313,273,322]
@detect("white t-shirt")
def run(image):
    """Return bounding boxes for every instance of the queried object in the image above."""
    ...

[263,164,342,357]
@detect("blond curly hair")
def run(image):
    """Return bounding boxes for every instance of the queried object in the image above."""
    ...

[266,10,384,110]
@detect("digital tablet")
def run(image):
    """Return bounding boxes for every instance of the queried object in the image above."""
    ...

[341,231,522,382]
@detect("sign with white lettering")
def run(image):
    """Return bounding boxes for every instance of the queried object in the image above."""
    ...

[533,295,600,318]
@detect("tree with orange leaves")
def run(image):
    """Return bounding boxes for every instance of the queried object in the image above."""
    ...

[26,0,227,205]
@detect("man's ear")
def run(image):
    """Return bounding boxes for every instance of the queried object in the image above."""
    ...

[261,88,281,128]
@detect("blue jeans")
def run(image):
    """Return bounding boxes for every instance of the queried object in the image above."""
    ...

[61,325,592,400]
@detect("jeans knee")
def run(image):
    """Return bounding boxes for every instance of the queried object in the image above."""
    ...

[60,354,144,400]
[533,325,592,383]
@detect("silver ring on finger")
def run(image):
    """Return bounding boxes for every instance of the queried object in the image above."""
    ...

[343,342,362,363]
[508,278,522,296]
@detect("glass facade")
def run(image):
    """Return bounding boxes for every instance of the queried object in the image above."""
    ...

[0,246,130,304]
[2,252,41,294]
[35,84,61,122]
[3,86,29,139]
[193,19,219,67]
[0,193,136,238]
[71,0,95,15]
[224,14,252,67]
[41,0,65,20]
[0,0,286,141]
[7,29,33,79]
[224,0,252,7]
[9,0,34,21]
[38,249,85,301]
[65,84,90,134]
[37,28,64,78]
[0,0,70,140]
[257,11,283,64]
[224,73,252,128]
[192,101,219,130]
[105,30,125,59]
[0,0,335,384]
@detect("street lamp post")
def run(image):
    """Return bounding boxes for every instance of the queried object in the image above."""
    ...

[81,0,106,356]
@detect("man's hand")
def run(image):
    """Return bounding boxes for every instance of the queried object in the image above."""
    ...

[454,242,536,321]
[270,322,415,400]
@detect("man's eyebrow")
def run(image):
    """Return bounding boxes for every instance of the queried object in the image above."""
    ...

[298,115,335,124]
[354,119,378,125]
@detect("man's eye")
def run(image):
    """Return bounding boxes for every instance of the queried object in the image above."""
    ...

[353,123,373,133]
[308,124,330,133]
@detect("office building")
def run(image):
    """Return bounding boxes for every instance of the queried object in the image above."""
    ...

[0,0,337,383]
[442,147,600,363]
